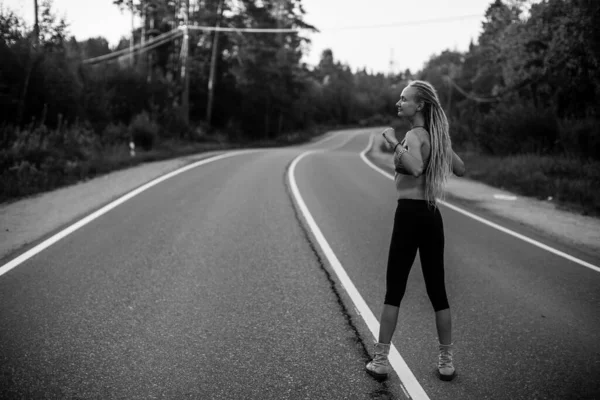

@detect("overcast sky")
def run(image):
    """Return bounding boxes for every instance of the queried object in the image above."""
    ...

[2,0,492,73]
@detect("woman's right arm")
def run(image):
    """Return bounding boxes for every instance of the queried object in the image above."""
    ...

[451,150,465,176]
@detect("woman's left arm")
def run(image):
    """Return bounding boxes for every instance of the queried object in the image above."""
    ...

[394,131,424,177]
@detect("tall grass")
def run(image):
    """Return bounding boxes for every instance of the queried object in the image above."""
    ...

[0,120,329,204]
[0,120,217,203]
[459,152,600,216]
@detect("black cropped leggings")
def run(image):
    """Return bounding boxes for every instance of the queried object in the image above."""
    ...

[384,199,450,312]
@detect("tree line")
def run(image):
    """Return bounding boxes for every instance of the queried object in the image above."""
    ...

[421,0,600,160]
[1,0,599,202]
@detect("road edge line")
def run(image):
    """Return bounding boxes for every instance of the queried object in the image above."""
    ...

[288,149,430,400]
[0,150,258,278]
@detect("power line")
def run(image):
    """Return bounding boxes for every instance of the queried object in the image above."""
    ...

[184,25,300,33]
[181,14,482,34]
[82,12,484,65]
[443,75,499,103]
[323,14,483,31]
[82,26,299,65]
[135,31,183,55]
[82,28,182,65]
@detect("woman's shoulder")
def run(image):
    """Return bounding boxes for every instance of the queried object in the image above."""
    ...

[406,127,429,141]
[409,126,429,134]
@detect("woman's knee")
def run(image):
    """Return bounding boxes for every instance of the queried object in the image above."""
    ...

[432,296,449,312]
[384,292,403,307]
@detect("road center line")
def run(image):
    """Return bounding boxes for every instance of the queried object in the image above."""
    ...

[0,150,259,278]
[288,135,430,400]
[359,133,600,274]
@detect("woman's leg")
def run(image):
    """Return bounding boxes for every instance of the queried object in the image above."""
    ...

[419,206,456,380]
[435,308,452,345]
[378,304,400,344]
[419,206,451,344]
[367,202,419,378]
[379,203,419,343]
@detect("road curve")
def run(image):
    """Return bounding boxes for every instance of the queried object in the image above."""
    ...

[0,131,396,399]
[294,131,600,400]
[1,128,599,400]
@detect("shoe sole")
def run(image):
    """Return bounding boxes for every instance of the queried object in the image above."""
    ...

[438,371,456,381]
[366,368,389,381]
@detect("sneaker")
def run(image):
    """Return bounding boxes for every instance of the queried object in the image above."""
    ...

[366,342,391,380]
[438,343,456,381]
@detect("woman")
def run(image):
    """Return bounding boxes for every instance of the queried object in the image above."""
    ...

[365,80,465,382]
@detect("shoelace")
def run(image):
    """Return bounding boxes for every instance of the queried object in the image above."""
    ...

[439,349,453,368]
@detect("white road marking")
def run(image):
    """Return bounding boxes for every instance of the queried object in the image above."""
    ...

[359,133,600,274]
[0,127,348,279]
[0,129,350,278]
[0,150,259,278]
[288,132,430,400]
[493,194,517,201]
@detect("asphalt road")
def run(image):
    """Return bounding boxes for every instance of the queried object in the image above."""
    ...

[1,129,599,399]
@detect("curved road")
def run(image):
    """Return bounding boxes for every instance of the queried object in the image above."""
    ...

[1,129,599,399]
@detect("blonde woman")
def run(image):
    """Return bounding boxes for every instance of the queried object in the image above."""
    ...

[366,80,465,382]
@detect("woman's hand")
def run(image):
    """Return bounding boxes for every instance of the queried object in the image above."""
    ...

[382,127,399,149]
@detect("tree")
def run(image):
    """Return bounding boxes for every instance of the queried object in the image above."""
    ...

[80,37,112,59]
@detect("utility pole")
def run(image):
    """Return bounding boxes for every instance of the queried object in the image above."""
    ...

[33,0,39,45]
[388,48,396,77]
[141,0,146,47]
[129,0,135,66]
[275,0,286,135]
[206,0,224,126]
[18,0,39,124]
[181,0,190,124]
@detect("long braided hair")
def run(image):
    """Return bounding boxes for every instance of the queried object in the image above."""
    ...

[408,80,453,207]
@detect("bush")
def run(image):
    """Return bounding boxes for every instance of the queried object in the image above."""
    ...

[557,118,600,161]
[101,123,129,145]
[475,103,559,155]
[448,110,479,148]
[158,107,191,140]
[459,151,600,215]
[129,112,158,151]
[0,122,102,201]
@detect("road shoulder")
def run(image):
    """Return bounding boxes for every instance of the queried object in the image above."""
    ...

[0,151,221,262]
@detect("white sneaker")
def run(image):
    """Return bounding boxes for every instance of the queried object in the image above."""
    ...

[366,342,391,380]
[438,343,456,381]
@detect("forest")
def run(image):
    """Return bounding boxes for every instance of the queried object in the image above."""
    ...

[1,0,599,214]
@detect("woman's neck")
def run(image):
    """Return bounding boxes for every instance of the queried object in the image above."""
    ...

[409,113,425,129]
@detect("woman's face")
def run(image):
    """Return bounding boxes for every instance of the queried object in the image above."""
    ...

[396,86,421,117]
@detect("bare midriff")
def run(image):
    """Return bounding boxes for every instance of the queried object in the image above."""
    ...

[394,127,430,200]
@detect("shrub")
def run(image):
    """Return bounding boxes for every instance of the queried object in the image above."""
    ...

[129,112,158,151]
[102,123,129,145]
[0,122,102,201]
[557,118,600,161]
[475,103,559,155]
[459,151,600,215]
[158,107,191,140]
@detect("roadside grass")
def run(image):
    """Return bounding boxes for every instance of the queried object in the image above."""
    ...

[379,140,600,217]
[0,126,326,205]
[4,120,599,219]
